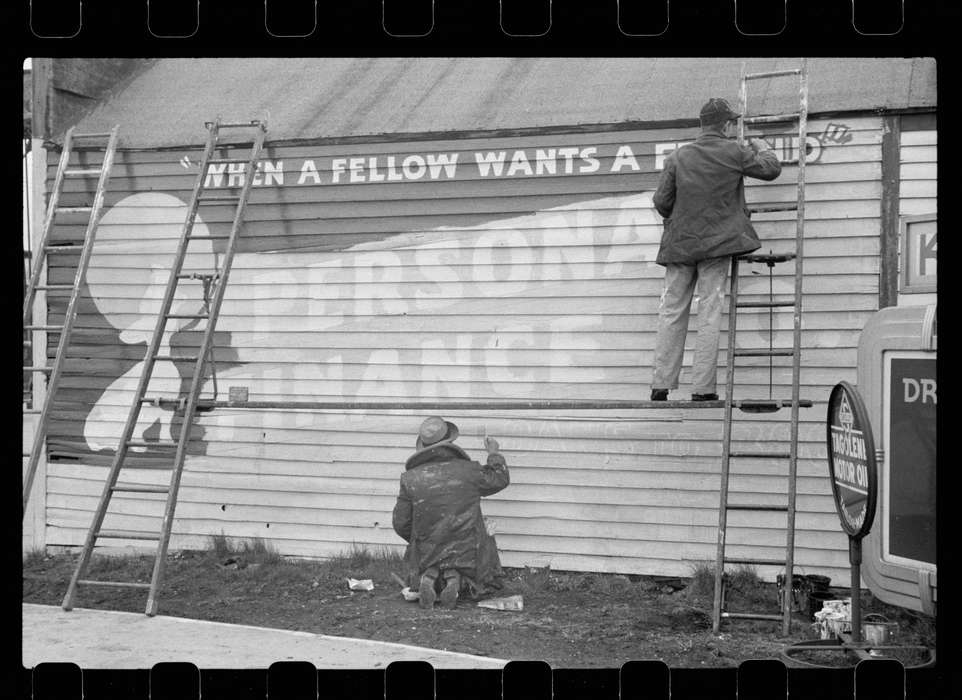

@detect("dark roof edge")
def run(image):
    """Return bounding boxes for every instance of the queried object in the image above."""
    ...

[49,106,938,153]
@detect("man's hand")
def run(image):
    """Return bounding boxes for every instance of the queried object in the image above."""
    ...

[749,137,772,153]
[483,435,500,454]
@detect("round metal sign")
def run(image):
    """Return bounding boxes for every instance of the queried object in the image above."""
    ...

[826,382,878,539]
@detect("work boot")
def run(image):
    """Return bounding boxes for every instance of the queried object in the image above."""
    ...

[418,573,437,609]
[439,571,461,609]
[650,389,668,401]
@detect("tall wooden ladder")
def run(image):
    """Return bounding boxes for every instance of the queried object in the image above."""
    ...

[23,125,120,513]
[712,60,813,636]
[61,118,267,616]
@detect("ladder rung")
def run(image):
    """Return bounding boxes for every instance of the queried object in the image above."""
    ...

[77,579,151,589]
[189,233,232,240]
[23,409,43,415]
[95,529,159,541]
[24,324,63,331]
[748,204,798,214]
[735,301,796,309]
[206,158,262,165]
[64,169,104,177]
[737,252,797,264]
[721,612,783,621]
[112,484,170,494]
[23,451,32,457]
[727,504,789,512]
[125,440,176,449]
[744,69,801,80]
[23,366,52,372]
[215,120,265,129]
[72,132,114,139]
[725,558,785,567]
[177,272,220,280]
[152,354,199,362]
[55,206,94,214]
[743,113,801,125]
[733,349,796,357]
[34,284,75,292]
[165,312,210,319]
[44,244,84,251]
[23,339,32,345]
[729,451,792,459]
[197,194,242,202]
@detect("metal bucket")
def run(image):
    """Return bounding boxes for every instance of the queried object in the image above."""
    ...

[808,590,837,620]
[862,614,898,645]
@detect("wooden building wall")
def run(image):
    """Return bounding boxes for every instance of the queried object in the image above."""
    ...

[40,115,892,585]
[897,116,937,307]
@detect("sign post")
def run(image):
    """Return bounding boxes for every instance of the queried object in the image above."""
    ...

[826,381,878,644]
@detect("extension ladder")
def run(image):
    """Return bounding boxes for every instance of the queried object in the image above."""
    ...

[23,125,120,512]
[712,60,813,636]
[62,118,267,616]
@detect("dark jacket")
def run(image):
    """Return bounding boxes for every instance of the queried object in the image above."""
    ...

[653,130,782,265]
[392,443,509,596]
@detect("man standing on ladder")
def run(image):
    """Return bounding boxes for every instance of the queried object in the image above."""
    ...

[650,98,782,402]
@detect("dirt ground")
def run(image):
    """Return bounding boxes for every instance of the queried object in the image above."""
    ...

[21,543,935,668]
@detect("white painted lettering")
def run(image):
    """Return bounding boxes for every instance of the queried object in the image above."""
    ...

[557,147,580,174]
[426,152,459,179]
[579,146,601,173]
[330,158,347,184]
[402,155,427,180]
[205,163,227,188]
[535,148,557,175]
[475,151,507,177]
[227,163,245,188]
[367,156,385,182]
[506,151,534,177]
[349,156,366,183]
[611,145,641,172]
[903,378,920,403]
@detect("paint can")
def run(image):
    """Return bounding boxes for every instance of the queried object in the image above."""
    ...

[808,590,837,620]
[862,614,898,646]
[776,574,807,612]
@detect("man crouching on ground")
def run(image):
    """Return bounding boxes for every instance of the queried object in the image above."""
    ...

[392,416,509,609]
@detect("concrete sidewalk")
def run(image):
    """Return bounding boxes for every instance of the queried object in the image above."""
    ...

[23,604,507,669]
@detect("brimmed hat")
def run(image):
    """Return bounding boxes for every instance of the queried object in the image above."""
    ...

[415,416,460,450]
[699,97,740,125]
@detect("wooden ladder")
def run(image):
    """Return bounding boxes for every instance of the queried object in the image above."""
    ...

[61,118,267,616]
[712,60,814,636]
[23,125,120,512]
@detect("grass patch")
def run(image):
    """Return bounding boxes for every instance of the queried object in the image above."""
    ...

[207,534,283,566]
[686,561,716,600]
[23,547,47,567]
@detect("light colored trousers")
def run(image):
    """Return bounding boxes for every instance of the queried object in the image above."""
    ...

[652,257,730,395]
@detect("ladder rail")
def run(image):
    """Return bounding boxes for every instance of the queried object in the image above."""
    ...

[62,122,222,612]
[23,128,73,325]
[782,58,808,636]
[712,257,742,633]
[23,126,119,512]
[146,122,267,616]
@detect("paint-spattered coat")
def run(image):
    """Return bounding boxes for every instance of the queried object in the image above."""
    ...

[653,132,782,265]
[392,443,509,596]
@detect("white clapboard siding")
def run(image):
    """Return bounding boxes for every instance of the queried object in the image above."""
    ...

[899,129,936,216]
[39,116,889,586]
